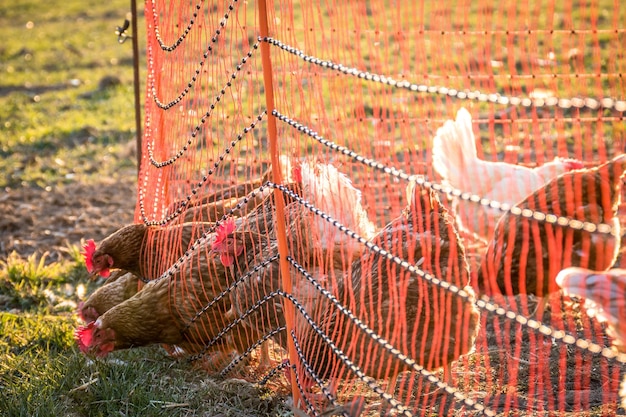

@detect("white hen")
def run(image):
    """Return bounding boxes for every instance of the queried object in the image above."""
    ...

[280,156,377,264]
[432,107,583,241]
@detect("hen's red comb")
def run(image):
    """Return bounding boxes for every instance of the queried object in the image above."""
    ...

[74,321,96,353]
[212,218,236,251]
[292,164,302,183]
[82,240,97,272]
[564,159,584,170]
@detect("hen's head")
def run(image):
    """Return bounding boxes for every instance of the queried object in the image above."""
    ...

[536,157,584,180]
[83,239,114,278]
[74,319,116,357]
[77,301,100,323]
[211,218,243,267]
[562,158,585,171]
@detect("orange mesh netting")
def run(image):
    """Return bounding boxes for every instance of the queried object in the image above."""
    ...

[135,0,626,415]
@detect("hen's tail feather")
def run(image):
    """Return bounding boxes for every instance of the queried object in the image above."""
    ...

[299,160,376,249]
[432,108,478,189]
[455,107,479,160]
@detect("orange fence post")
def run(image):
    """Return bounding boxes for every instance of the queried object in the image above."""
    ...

[257,0,302,407]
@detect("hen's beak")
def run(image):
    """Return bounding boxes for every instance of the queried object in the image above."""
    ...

[87,270,101,280]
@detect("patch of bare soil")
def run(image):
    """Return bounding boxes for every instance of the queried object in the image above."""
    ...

[0,178,137,263]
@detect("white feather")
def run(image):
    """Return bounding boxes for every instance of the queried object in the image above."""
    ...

[432,107,580,241]
[298,160,377,252]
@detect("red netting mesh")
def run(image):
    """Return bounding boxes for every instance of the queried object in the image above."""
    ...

[128,0,626,415]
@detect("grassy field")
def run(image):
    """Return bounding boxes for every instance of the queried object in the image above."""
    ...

[0,1,289,416]
[0,0,139,189]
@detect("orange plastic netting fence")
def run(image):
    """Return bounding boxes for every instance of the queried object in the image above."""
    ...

[135,0,626,415]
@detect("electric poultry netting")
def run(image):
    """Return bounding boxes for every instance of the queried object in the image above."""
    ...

[82,0,626,415]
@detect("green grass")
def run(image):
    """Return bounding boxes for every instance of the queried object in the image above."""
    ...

[0,0,140,188]
[0,313,79,417]
[0,251,82,312]
[0,313,287,417]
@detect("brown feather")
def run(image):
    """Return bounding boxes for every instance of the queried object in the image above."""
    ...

[91,222,215,279]
[296,187,480,380]
[79,272,141,322]
[478,154,626,297]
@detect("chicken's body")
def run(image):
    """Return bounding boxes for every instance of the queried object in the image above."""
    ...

[294,185,481,381]
[84,221,216,280]
[76,229,246,358]
[432,107,583,241]
[478,154,626,299]
[78,272,141,323]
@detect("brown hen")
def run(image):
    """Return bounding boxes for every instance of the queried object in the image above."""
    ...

[83,221,215,279]
[293,184,481,382]
[214,199,314,355]
[477,154,626,299]
[75,227,244,359]
[78,272,141,323]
